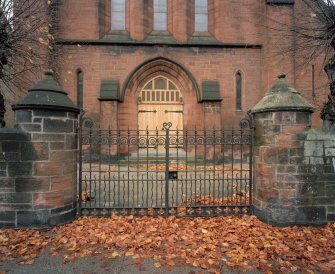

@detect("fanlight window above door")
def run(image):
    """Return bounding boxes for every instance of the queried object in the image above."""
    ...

[139,77,182,103]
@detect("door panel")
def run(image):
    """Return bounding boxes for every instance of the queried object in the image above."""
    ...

[138,104,183,132]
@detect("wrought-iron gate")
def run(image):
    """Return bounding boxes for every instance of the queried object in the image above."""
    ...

[78,116,253,217]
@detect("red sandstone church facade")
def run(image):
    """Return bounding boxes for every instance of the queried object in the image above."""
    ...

[53,0,329,130]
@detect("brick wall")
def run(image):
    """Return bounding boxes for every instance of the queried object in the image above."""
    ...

[0,110,78,228]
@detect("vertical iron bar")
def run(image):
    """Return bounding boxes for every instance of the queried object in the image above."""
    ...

[213,127,216,203]
[185,129,189,205]
[117,129,120,207]
[165,125,170,216]
[240,126,243,205]
[231,126,234,205]
[203,128,206,200]
[155,127,159,208]
[89,128,93,210]
[194,126,197,203]
[98,127,102,209]
[127,128,130,208]
[249,118,253,214]
[221,127,225,206]
[78,115,83,215]
[108,127,111,209]
[137,129,140,209]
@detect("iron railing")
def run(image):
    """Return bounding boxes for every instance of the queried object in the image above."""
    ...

[78,117,253,217]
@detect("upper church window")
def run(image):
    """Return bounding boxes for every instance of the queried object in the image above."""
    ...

[153,0,167,31]
[195,0,208,32]
[111,0,125,30]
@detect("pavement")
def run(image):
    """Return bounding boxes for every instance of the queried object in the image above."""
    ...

[0,250,260,274]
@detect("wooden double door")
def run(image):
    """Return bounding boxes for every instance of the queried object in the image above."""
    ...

[138,76,183,135]
[138,103,183,132]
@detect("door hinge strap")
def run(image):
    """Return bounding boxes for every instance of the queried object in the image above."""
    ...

[164,110,183,113]
[138,110,157,113]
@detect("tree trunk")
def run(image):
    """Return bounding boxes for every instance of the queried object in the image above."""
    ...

[321,54,335,130]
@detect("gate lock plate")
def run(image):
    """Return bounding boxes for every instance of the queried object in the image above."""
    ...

[168,171,178,180]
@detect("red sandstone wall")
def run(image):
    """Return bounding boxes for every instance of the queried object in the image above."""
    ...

[53,0,328,129]
[56,45,262,129]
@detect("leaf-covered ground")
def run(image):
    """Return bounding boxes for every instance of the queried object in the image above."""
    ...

[0,216,334,274]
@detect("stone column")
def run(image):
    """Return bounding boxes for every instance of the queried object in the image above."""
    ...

[8,71,80,228]
[251,74,316,226]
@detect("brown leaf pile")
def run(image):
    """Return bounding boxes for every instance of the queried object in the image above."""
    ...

[1,216,334,273]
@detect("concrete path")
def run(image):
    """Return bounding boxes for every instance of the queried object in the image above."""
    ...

[0,251,260,274]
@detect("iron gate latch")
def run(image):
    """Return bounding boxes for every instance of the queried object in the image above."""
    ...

[168,171,178,180]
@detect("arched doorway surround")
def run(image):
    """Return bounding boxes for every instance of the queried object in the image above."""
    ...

[118,57,202,130]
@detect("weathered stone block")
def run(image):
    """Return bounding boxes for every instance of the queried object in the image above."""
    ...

[50,142,64,150]
[278,148,289,164]
[0,130,30,141]
[3,152,20,162]
[0,178,14,190]
[65,134,77,150]
[63,162,76,175]
[297,206,326,223]
[282,112,296,125]
[0,211,16,222]
[264,147,277,163]
[0,162,6,170]
[257,188,279,203]
[33,110,67,117]
[43,119,73,133]
[50,204,74,214]
[16,110,32,123]
[297,165,310,174]
[289,157,303,165]
[50,150,76,161]
[8,162,32,177]
[274,112,282,124]
[304,141,323,157]
[33,118,42,123]
[309,157,324,165]
[51,174,75,190]
[325,140,335,148]
[296,112,310,125]
[32,133,64,142]
[21,142,49,161]
[2,141,20,153]
[33,162,63,176]
[327,213,335,221]
[49,207,76,226]
[255,113,273,120]
[18,124,42,132]
[325,148,335,156]
[17,210,49,228]
[286,165,296,173]
[0,193,32,204]
[15,177,50,192]
[33,191,64,208]
[276,165,285,173]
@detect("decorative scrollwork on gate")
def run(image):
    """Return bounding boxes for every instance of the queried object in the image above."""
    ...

[162,122,172,130]
[81,117,94,129]
[239,118,251,129]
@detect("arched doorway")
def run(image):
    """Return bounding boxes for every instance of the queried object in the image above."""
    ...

[138,76,183,132]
